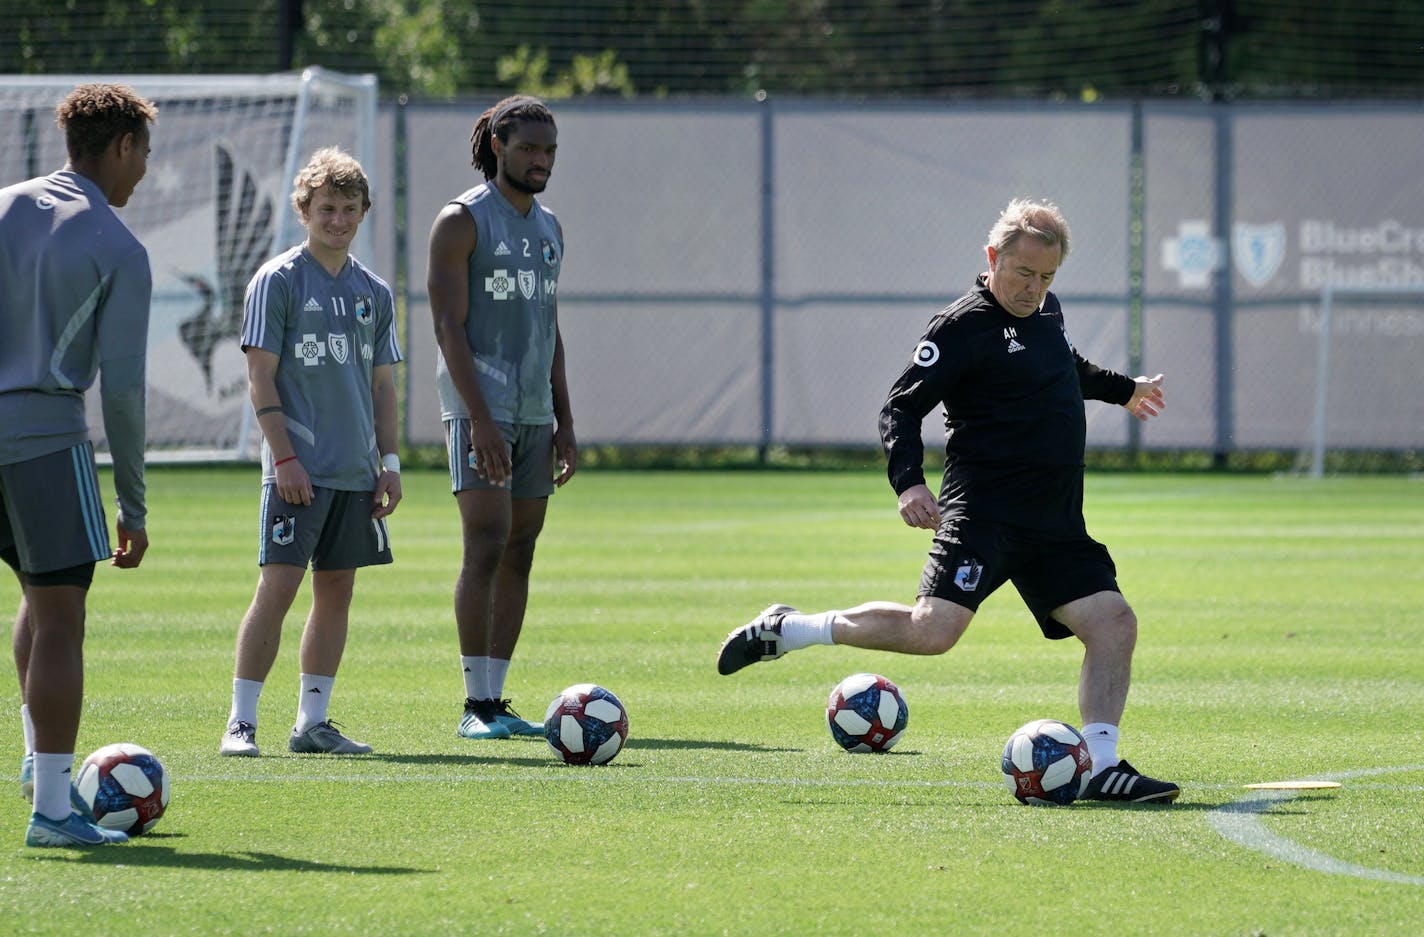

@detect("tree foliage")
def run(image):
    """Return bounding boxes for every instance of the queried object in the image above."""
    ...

[2,0,1421,101]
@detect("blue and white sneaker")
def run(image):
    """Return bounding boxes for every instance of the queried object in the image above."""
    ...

[457,698,512,740]
[491,699,545,737]
[25,811,128,847]
[19,754,97,822]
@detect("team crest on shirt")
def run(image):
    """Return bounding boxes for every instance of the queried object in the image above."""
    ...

[272,515,295,546]
[328,332,349,364]
[541,239,559,267]
[354,295,373,326]
[518,269,537,300]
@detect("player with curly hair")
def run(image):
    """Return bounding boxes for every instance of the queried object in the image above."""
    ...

[2,83,157,847]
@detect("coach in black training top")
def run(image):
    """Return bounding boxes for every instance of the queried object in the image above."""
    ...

[718,198,1181,803]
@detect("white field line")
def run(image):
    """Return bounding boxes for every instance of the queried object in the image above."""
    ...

[176,771,1423,792]
[1208,765,1424,886]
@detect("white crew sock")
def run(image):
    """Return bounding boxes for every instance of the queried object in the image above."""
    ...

[228,678,264,729]
[488,658,511,699]
[295,673,335,733]
[778,611,838,652]
[20,703,35,754]
[461,656,492,701]
[1081,722,1120,777]
[32,752,73,822]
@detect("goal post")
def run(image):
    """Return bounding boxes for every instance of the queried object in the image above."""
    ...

[0,68,377,462]
[1307,282,1424,478]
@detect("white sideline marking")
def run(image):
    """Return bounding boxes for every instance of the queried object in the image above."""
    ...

[1208,765,1424,885]
[180,771,1424,791]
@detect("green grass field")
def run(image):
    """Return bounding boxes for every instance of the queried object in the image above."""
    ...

[2,468,1422,936]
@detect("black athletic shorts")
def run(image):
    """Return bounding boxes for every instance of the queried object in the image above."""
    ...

[919,515,1120,640]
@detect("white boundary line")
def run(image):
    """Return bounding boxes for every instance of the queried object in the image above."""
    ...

[1208,765,1424,885]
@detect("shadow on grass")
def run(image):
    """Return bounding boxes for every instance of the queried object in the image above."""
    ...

[371,751,552,768]
[1070,798,1238,812]
[28,840,425,874]
[628,736,803,753]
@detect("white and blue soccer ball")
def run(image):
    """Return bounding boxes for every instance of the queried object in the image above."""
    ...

[544,684,629,765]
[826,673,909,753]
[1001,719,1092,806]
[76,742,171,835]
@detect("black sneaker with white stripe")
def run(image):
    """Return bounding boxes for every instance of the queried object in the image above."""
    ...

[716,604,796,675]
[1083,759,1180,803]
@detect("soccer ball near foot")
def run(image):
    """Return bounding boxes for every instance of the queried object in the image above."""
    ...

[544,684,629,765]
[1001,719,1092,806]
[76,742,171,834]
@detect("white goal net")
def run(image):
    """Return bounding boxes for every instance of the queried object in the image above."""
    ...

[0,68,377,462]
[1302,283,1424,477]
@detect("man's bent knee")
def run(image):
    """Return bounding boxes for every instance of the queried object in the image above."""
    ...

[909,598,973,655]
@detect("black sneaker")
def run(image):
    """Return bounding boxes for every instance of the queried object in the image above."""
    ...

[716,604,796,675]
[1083,759,1180,803]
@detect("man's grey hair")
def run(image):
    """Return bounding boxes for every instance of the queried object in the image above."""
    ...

[986,198,1071,262]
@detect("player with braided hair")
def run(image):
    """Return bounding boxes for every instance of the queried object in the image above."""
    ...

[427,95,577,740]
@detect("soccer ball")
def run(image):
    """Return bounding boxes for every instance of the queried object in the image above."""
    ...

[826,673,908,753]
[544,684,629,765]
[76,742,171,835]
[1001,719,1093,806]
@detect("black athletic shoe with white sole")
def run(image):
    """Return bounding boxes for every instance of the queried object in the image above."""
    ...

[716,604,797,675]
[1083,759,1180,803]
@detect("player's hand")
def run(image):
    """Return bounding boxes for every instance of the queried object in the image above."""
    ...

[371,469,402,519]
[1126,373,1165,421]
[553,424,578,487]
[897,484,942,531]
[470,420,511,487]
[112,522,148,568]
[276,457,314,506]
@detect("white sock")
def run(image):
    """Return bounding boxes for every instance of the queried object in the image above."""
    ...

[32,752,73,822]
[295,673,335,733]
[461,656,492,701]
[20,703,34,754]
[488,658,511,699]
[228,678,264,729]
[1081,722,1120,777]
[778,611,837,652]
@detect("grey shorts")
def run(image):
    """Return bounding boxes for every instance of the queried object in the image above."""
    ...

[920,516,1120,640]
[257,484,392,570]
[0,442,110,575]
[444,418,556,499]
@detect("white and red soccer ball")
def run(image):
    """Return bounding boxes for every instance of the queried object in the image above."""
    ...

[76,742,171,835]
[544,684,629,765]
[826,673,909,753]
[1001,718,1093,806]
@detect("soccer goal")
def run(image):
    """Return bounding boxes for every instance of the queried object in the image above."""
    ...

[1304,282,1424,477]
[0,68,377,462]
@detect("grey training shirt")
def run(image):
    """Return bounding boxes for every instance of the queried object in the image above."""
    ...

[435,182,563,425]
[0,170,151,528]
[241,245,401,491]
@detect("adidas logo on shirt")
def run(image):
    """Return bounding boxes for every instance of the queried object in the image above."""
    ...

[1007,338,1026,354]
[304,298,323,313]
[494,241,511,256]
